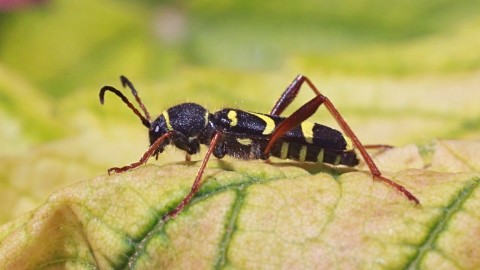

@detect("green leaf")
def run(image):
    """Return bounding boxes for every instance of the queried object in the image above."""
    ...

[1,141,479,269]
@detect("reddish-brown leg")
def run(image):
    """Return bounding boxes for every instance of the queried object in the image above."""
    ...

[108,131,175,174]
[270,77,394,151]
[269,75,303,116]
[364,144,394,150]
[162,132,222,221]
[264,95,324,153]
[266,75,419,205]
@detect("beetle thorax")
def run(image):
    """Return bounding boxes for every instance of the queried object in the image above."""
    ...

[149,103,210,143]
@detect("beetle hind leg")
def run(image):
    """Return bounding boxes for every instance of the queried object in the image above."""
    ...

[265,75,419,205]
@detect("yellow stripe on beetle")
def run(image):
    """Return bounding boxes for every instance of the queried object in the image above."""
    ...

[301,121,315,144]
[317,149,324,163]
[299,145,307,162]
[333,155,341,165]
[228,110,238,127]
[163,111,173,131]
[343,135,354,151]
[205,111,210,126]
[280,142,289,159]
[237,138,252,145]
[249,112,276,135]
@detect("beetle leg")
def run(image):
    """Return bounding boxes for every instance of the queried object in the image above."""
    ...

[107,131,175,174]
[266,75,419,205]
[163,131,222,221]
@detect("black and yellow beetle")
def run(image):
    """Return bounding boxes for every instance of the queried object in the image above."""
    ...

[100,75,419,220]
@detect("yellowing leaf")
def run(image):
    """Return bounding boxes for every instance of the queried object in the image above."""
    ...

[1,2,480,268]
[430,139,480,172]
[1,141,479,269]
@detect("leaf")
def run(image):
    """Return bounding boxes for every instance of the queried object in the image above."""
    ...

[1,1,480,268]
[1,141,479,269]
[430,139,480,173]
[1,0,480,225]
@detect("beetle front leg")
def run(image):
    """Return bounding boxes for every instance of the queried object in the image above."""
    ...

[108,131,175,174]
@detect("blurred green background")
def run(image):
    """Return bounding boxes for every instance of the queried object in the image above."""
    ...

[1,0,480,225]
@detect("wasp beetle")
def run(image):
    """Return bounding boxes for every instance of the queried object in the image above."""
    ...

[99,75,419,220]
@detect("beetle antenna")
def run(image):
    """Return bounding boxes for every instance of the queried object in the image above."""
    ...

[99,86,151,128]
[120,76,151,121]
